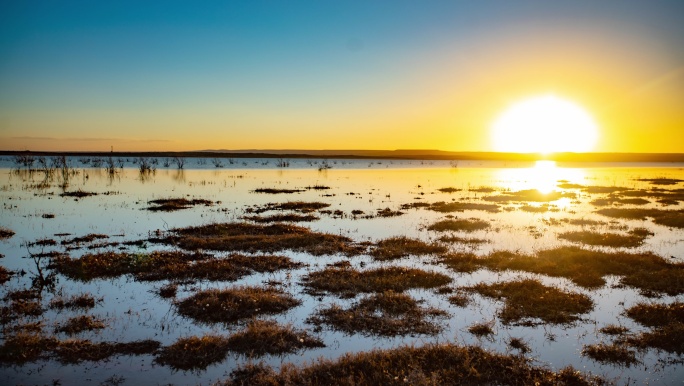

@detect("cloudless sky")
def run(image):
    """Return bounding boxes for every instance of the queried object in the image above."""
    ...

[1,1,683,152]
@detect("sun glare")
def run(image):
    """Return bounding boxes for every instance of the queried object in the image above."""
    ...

[491,95,598,154]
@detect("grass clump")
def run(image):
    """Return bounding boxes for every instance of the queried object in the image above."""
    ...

[61,233,109,245]
[508,337,531,354]
[438,252,481,273]
[625,302,684,328]
[53,339,160,364]
[636,178,684,185]
[428,218,490,233]
[482,247,684,295]
[302,266,451,297]
[50,293,99,310]
[175,286,300,324]
[582,343,639,366]
[248,201,330,214]
[376,207,405,217]
[146,198,212,211]
[483,189,575,203]
[253,188,305,194]
[468,321,495,337]
[557,229,651,248]
[157,222,364,256]
[308,291,447,337]
[437,235,488,245]
[370,236,447,261]
[219,343,603,386]
[55,315,106,335]
[596,208,684,228]
[243,213,319,223]
[467,279,593,325]
[447,293,471,307]
[426,201,500,213]
[437,187,461,193]
[155,335,231,371]
[0,227,15,239]
[60,190,98,198]
[0,266,11,284]
[599,324,630,336]
[0,333,58,364]
[227,320,324,356]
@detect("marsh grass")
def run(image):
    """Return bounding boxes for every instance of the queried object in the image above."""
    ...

[483,189,575,203]
[59,190,97,198]
[376,207,405,217]
[596,208,684,228]
[253,188,305,194]
[146,198,212,211]
[508,337,531,354]
[447,293,471,307]
[582,343,639,366]
[636,178,684,185]
[599,325,630,336]
[221,344,603,386]
[625,302,684,328]
[481,247,684,295]
[158,283,178,298]
[175,286,301,324]
[155,335,231,371]
[468,321,495,337]
[402,201,500,213]
[248,201,330,214]
[370,236,447,261]
[307,291,447,336]
[227,320,324,356]
[437,187,461,193]
[437,252,481,273]
[55,315,106,335]
[0,227,15,239]
[467,279,593,325]
[53,250,302,282]
[50,293,99,310]
[0,266,11,284]
[243,213,319,223]
[302,266,451,297]
[428,218,490,233]
[557,228,651,248]
[156,222,364,256]
[61,233,109,245]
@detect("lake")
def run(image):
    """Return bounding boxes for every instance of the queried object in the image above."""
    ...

[1,156,683,385]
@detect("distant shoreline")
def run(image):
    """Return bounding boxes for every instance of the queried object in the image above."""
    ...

[1,150,684,163]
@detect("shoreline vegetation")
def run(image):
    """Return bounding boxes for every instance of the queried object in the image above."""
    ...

[2,149,684,163]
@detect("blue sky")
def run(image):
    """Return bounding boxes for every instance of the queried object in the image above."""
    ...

[1,1,683,151]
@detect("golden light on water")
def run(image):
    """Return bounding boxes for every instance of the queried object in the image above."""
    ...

[497,160,585,201]
[491,95,598,154]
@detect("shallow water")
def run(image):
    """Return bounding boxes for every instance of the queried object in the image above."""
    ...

[1,157,683,385]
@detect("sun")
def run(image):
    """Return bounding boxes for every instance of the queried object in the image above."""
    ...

[491,95,598,154]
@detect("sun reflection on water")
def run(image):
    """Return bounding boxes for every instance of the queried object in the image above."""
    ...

[496,160,585,195]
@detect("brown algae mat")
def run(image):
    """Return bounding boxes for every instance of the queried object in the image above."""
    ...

[146,198,213,211]
[219,343,604,386]
[370,236,447,261]
[302,266,451,297]
[52,250,302,282]
[307,291,447,336]
[466,279,593,325]
[175,286,301,324]
[153,222,365,256]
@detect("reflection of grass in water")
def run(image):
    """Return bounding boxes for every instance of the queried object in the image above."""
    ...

[370,236,447,261]
[427,218,490,233]
[558,228,653,248]
[175,286,300,324]
[582,343,639,367]
[302,266,452,297]
[225,344,602,385]
[466,279,593,325]
[227,320,324,356]
[308,291,447,337]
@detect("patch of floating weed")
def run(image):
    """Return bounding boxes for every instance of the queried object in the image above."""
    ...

[482,247,684,295]
[307,291,447,337]
[222,344,602,386]
[370,236,447,261]
[50,293,99,310]
[428,218,489,233]
[437,235,489,245]
[59,190,97,198]
[157,222,364,256]
[596,208,684,228]
[468,321,495,337]
[55,315,106,335]
[302,266,451,297]
[482,189,575,203]
[557,229,651,248]
[0,227,15,239]
[253,188,305,194]
[466,279,593,325]
[508,337,531,354]
[175,286,300,324]
[582,343,639,366]
[146,198,212,211]
[155,335,230,371]
[600,324,630,336]
[227,320,324,356]
[305,185,331,190]
[437,187,461,193]
[243,213,319,223]
[53,339,160,364]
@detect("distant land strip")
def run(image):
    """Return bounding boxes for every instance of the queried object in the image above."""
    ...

[1,150,684,163]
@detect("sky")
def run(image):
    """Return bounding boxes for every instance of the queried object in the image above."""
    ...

[1,1,683,153]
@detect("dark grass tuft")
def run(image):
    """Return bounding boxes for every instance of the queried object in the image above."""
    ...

[370,236,447,261]
[227,320,324,356]
[243,213,319,223]
[307,291,447,337]
[54,315,106,335]
[175,286,301,324]
[468,321,495,337]
[59,190,98,198]
[146,198,213,211]
[0,227,15,239]
[557,229,651,248]
[253,188,305,194]
[428,218,490,233]
[155,335,230,371]
[582,343,639,366]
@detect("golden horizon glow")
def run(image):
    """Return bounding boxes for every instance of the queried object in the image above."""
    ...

[491,95,598,154]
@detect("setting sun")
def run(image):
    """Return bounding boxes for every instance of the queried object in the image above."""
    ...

[491,95,598,154]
